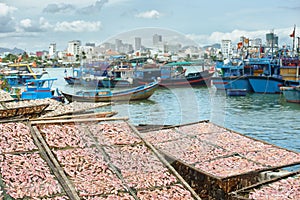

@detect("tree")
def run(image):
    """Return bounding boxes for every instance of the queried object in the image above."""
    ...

[75,54,80,62]
[82,51,87,60]
[2,54,18,62]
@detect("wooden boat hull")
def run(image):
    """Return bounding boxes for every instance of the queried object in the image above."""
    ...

[62,81,159,102]
[226,89,248,96]
[280,86,300,103]
[0,103,49,119]
[64,77,81,85]
[134,71,213,87]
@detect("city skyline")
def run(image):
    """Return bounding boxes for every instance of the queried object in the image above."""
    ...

[0,0,299,52]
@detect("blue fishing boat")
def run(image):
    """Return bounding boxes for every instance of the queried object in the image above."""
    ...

[21,78,64,102]
[280,86,300,103]
[246,58,284,94]
[0,63,47,86]
[64,62,112,87]
[211,59,253,92]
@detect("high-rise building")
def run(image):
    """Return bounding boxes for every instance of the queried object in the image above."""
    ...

[49,43,56,57]
[115,39,123,52]
[67,40,81,56]
[135,37,142,51]
[221,40,232,59]
[153,34,162,46]
[266,32,278,47]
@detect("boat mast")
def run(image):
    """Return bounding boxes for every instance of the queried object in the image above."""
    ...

[291,24,296,55]
[271,29,274,58]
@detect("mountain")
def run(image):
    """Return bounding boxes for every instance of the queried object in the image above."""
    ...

[203,43,221,49]
[0,47,25,55]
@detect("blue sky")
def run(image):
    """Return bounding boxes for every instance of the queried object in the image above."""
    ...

[0,0,299,52]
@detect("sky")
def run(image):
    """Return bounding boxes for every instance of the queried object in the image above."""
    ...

[0,0,299,52]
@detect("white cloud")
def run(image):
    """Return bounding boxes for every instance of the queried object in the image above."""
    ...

[20,19,32,28]
[0,3,17,17]
[107,0,131,5]
[54,20,102,32]
[43,3,75,13]
[79,0,108,14]
[17,18,45,32]
[186,27,298,47]
[39,17,54,30]
[135,10,160,19]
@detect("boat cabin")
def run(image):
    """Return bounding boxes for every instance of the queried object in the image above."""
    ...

[21,78,57,100]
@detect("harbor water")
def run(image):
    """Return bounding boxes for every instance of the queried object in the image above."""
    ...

[41,67,300,153]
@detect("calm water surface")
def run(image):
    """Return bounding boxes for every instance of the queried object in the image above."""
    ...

[41,68,300,153]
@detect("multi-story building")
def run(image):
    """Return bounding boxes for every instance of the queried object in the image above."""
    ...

[135,37,142,51]
[49,43,56,58]
[115,39,123,52]
[153,34,162,46]
[266,32,278,48]
[80,45,95,61]
[221,40,232,59]
[67,40,81,56]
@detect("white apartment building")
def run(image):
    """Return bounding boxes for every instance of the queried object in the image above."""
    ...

[221,40,232,59]
[49,43,56,58]
[67,40,81,56]
[80,45,95,60]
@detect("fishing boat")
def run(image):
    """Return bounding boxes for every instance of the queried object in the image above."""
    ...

[61,80,159,102]
[97,62,135,88]
[133,61,214,87]
[64,68,82,85]
[20,78,64,102]
[279,56,300,87]
[226,89,248,96]
[280,85,300,103]
[246,58,284,94]
[0,63,47,86]
[211,59,253,92]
